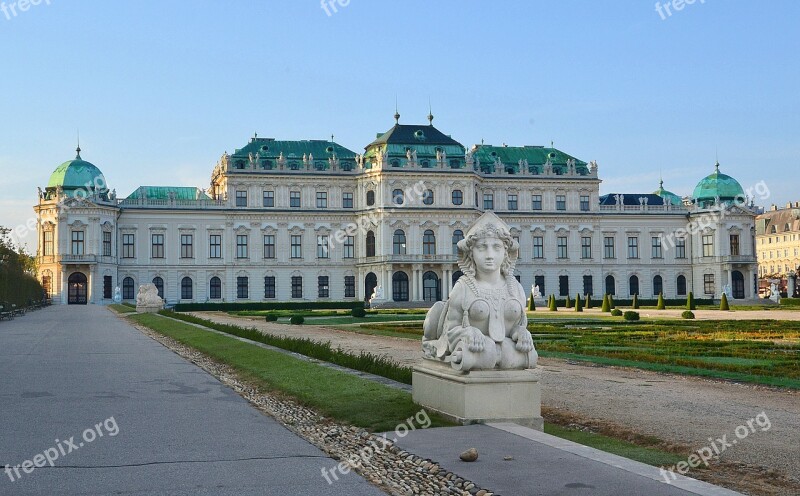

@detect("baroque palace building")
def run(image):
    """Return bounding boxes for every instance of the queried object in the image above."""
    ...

[34,115,760,305]
[756,202,800,296]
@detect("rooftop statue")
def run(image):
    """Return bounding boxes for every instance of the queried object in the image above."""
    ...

[422,212,537,371]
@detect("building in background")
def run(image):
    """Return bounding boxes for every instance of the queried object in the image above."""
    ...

[756,202,800,297]
[34,115,760,305]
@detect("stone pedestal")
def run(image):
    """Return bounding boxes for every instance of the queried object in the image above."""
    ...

[412,360,543,430]
[136,304,162,314]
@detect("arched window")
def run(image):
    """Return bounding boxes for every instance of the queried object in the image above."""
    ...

[392,272,409,301]
[210,277,221,299]
[629,275,639,296]
[605,275,615,296]
[366,190,375,206]
[452,190,463,205]
[677,275,687,296]
[452,230,464,255]
[423,189,434,205]
[122,277,135,300]
[423,271,440,302]
[653,275,663,296]
[181,277,193,300]
[420,160,431,168]
[393,229,406,255]
[392,189,404,205]
[423,230,436,255]
[390,159,400,167]
[452,270,463,286]
[152,277,164,299]
[366,231,376,257]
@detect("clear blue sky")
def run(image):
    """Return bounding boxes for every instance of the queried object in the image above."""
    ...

[1,0,798,249]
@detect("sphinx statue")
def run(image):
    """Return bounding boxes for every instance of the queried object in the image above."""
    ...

[422,212,537,371]
[136,283,164,313]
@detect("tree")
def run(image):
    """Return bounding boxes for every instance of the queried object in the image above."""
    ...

[549,295,557,312]
[575,293,583,312]
[632,294,639,309]
[585,294,592,309]
[720,293,730,311]
[529,295,536,311]
[565,294,572,308]
[687,291,696,310]
[601,294,610,312]
[657,293,665,310]
[609,294,615,309]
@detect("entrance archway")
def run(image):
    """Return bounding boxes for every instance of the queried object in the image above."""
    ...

[732,271,745,299]
[68,272,88,305]
[364,272,377,302]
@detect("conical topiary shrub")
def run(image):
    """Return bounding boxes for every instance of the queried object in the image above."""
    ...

[529,295,536,311]
[549,295,557,312]
[657,293,665,310]
[575,294,583,312]
[632,294,639,309]
[687,291,696,310]
[601,294,610,312]
[565,295,572,308]
[585,294,592,309]
[609,294,615,309]
[720,293,730,311]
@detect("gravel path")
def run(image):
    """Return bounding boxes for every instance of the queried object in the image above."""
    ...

[192,312,800,482]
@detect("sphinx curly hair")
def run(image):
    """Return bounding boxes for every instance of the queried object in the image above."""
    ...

[456,225,518,279]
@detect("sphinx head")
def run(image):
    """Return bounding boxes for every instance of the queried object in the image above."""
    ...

[457,212,519,279]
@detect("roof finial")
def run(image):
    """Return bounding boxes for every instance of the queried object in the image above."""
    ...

[331,134,334,143]
[394,97,400,124]
[550,139,554,148]
[714,160,720,173]
[427,98,434,125]
[76,129,81,159]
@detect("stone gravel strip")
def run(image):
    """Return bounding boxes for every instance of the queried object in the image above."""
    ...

[130,320,496,496]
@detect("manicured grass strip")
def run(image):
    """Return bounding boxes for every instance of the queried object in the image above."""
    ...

[544,423,686,468]
[109,304,136,314]
[130,313,443,432]
[538,351,800,389]
[161,310,412,384]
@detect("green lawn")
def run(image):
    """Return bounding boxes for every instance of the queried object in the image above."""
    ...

[109,303,136,314]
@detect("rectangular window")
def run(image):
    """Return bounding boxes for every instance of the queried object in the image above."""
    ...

[235,190,247,207]
[103,276,112,299]
[583,275,593,296]
[180,234,193,258]
[730,234,740,256]
[604,236,615,259]
[704,274,715,295]
[581,236,592,259]
[344,236,355,259]
[556,195,566,211]
[344,276,355,297]
[532,194,542,211]
[534,275,545,296]
[291,276,303,298]
[102,231,112,257]
[71,231,85,256]
[533,236,544,259]
[236,234,248,259]
[290,191,301,208]
[580,195,590,212]
[507,194,518,210]
[627,236,639,259]
[318,276,329,298]
[557,236,568,259]
[317,235,329,258]
[290,235,302,258]
[342,192,354,209]
[702,234,714,257]
[316,191,328,209]
[209,234,222,259]
[483,193,494,210]
[559,275,569,297]
[262,190,274,207]
[675,238,686,259]
[237,276,248,299]
[263,234,276,259]
[151,234,164,258]
[43,231,54,256]
[651,236,662,259]
[122,234,135,258]
[264,276,276,299]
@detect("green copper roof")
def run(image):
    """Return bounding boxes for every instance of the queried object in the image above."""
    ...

[653,180,682,206]
[471,144,588,174]
[367,123,464,148]
[230,137,358,170]
[126,186,210,201]
[47,148,108,194]
[692,162,745,205]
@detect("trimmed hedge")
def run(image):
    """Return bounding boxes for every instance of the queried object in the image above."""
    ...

[290,315,305,325]
[682,310,695,319]
[265,313,278,322]
[623,311,640,321]
[351,307,366,318]
[780,298,800,307]
[611,309,623,317]
[174,301,365,312]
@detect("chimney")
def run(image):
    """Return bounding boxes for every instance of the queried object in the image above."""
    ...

[771,204,778,211]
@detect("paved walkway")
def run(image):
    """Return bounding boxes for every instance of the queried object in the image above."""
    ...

[0,306,383,495]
